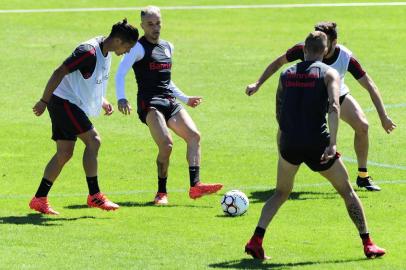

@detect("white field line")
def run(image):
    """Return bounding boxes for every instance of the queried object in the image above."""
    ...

[1,179,406,199]
[341,157,406,170]
[1,2,406,14]
[364,103,406,113]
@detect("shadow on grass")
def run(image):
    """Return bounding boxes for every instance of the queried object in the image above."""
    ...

[249,189,340,204]
[0,214,96,226]
[65,201,213,209]
[208,257,367,269]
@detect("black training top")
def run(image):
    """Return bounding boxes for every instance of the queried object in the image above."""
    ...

[277,61,331,145]
[132,36,173,100]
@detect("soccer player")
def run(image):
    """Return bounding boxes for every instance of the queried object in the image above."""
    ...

[30,19,139,215]
[244,31,385,260]
[115,6,223,205]
[246,22,396,191]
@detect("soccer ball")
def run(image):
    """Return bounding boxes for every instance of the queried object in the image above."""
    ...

[221,190,249,216]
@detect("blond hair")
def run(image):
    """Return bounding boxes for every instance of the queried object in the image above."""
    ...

[141,6,161,19]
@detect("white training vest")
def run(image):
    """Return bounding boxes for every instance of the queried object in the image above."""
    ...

[54,37,112,117]
[329,44,352,96]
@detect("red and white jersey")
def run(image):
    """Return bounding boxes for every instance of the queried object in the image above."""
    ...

[54,37,112,116]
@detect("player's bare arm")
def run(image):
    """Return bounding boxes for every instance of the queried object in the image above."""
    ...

[33,64,69,116]
[321,68,340,163]
[246,54,288,96]
[357,73,397,133]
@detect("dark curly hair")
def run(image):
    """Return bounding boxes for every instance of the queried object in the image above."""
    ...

[108,18,139,43]
[314,22,337,40]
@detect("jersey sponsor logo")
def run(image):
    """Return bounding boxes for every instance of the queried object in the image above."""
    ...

[149,62,172,70]
[286,73,319,79]
[285,80,316,88]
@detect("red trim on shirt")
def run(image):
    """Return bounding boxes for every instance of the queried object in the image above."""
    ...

[63,101,84,133]
[66,48,96,70]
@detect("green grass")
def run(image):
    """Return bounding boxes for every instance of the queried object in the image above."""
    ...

[0,1,405,269]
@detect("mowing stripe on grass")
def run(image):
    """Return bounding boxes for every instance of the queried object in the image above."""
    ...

[1,2,406,14]
[2,179,405,199]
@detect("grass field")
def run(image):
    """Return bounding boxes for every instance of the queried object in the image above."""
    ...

[0,1,405,269]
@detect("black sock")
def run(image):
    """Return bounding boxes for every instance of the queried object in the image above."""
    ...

[189,166,200,187]
[254,226,266,238]
[86,176,100,195]
[158,177,167,193]
[360,232,370,240]
[358,168,367,172]
[35,178,53,197]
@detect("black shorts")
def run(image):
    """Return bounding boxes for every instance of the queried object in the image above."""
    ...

[47,95,93,141]
[137,96,183,124]
[280,137,340,172]
[339,93,349,105]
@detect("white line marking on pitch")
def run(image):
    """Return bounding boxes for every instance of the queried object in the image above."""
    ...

[364,103,406,113]
[341,157,406,170]
[1,179,405,199]
[1,2,406,14]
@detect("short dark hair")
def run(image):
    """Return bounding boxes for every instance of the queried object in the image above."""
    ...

[305,31,328,54]
[314,21,337,40]
[108,18,139,44]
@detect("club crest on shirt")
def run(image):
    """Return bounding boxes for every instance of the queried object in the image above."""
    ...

[164,48,171,58]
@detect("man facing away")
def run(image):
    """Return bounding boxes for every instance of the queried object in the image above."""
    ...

[245,31,385,260]
[30,19,139,215]
[115,6,222,205]
[246,22,396,191]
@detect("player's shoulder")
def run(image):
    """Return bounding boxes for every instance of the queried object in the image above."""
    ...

[159,39,174,49]
[337,44,353,56]
[281,63,298,76]
[74,36,103,55]
[287,42,304,51]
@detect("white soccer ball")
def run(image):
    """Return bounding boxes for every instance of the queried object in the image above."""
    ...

[220,190,249,216]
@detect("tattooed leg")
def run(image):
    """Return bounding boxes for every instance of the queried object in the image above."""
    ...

[345,195,368,234]
[319,158,369,234]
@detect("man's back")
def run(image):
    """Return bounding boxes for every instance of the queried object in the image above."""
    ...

[278,61,330,145]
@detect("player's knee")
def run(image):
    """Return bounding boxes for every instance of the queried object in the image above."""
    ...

[88,135,101,151]
[159,139,173,155]
[56,150,73,165]
[188,130,200,144]
[355,118,369,135]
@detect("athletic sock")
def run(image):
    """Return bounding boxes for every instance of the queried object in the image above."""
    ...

[360,232,370,244]
[254,226,266,239]
[35,178,53,197]
[358,168,369,178]
[189,166,200,187]
[86,176,100,195]
[158,177,167,193]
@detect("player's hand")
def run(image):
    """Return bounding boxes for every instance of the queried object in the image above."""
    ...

[246,82,260,96]
[32,99,47,116]
[187,96,203,108]
[381,115,396,134]
[102,99,114,116]
[320,144,336,164]
[118,98,132,115]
